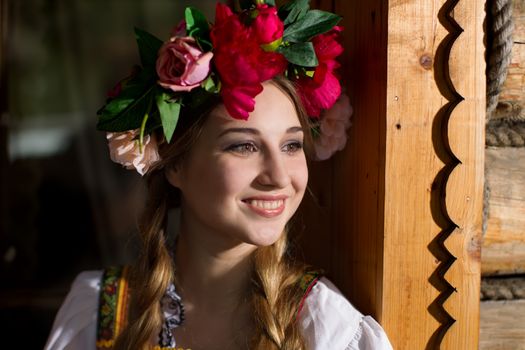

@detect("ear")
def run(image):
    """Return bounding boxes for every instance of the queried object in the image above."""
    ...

[165,164,183,189]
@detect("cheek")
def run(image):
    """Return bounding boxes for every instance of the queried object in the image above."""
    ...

[290,156,309,197]
[187,156,254,201]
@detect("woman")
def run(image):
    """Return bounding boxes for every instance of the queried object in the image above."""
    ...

[45,1,392,349]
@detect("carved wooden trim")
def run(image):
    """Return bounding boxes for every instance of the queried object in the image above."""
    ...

[427,0,463,346]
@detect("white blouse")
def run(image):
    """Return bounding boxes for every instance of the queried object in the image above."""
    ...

[44,271,393,350]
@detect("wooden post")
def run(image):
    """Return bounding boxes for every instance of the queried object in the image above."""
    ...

[382,0,485,348]
[299,0,484,348]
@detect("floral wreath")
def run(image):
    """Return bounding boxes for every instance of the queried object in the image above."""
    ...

[98,0,353,175]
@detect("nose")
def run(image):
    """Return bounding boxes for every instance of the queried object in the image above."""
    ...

[256,149,291,189]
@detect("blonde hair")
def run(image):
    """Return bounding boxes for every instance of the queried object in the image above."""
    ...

[114,76,313,350]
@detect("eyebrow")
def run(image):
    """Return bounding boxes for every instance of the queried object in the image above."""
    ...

[218,126,303,138]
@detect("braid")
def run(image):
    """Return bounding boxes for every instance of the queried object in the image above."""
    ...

[251,229,309,350]
[113,172,175,350]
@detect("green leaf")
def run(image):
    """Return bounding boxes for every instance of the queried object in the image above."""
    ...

[277,42,318,67]
[185,7,212,51]
[134,28,163,67]
[99,68,155,113]
[156,92,181,143]
[283,9,341,42]
[179,88,221,122]
[278,0,309,25]
[202,75,221,94]
[97,84,156,132]
[265,0,276,6]
[143,109,162,135]
[310,124,321,139]
[97,67,157,131]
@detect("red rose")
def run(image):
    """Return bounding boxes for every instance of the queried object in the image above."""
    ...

[215,1,234,23]
[211,3,287,119]
[296,26,344,117]
[221,84,263,121]
[171,20,187,37]
[252,5,284,46]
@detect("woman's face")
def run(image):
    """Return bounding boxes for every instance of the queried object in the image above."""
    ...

[167,82,308,248]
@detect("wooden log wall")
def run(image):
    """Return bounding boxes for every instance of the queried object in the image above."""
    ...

[479,2,525,348]
[299,0,485,349]
[480,299,525,350]
[483,0,525,276]
[483,147,525,276]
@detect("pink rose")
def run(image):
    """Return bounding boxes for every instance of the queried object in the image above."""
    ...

[314,93,353,161]
[106,130,160,175]
[252,5,284,46]
[156,36,213,92]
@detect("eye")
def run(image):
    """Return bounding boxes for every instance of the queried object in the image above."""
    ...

[226,142,259,155]
[282,141,303,154]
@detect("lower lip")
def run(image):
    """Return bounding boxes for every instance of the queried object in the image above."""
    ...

[243,200,286,218]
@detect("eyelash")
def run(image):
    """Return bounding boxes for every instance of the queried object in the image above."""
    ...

[226,141,303,155]
[227,142,258,155]
[283,141,303,154]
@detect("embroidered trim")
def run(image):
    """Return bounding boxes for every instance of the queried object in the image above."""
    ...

[94,266,317,347]
[96,266,130,348]
[159,283,185,347]
[296,270,323,321]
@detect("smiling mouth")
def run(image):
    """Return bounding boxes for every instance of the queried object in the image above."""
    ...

[242,199,286,218]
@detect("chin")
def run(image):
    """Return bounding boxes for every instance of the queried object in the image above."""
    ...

[244,225,286,247]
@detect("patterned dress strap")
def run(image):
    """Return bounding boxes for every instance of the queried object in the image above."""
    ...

[296,269,324,321]
[96,266,130,350]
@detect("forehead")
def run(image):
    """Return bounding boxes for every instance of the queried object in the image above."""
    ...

[205,82,301,137]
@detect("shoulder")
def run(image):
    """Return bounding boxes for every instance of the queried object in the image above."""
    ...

[44,270,103,350]
[297,276,393,350]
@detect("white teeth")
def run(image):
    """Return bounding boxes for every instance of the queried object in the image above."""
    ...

[248,199,283,210]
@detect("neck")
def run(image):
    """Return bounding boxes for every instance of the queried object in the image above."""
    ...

[173,221,257,315]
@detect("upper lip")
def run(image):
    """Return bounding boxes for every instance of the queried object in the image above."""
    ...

[242,194,289,201]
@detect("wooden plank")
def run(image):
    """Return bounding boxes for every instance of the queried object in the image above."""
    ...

[382,0,484,349]
[382,0,445,345]
[331,0,387,321]
[479,299,525,350]
[439,0,485,348]
[482,147,525,276]
[299,0,388,321]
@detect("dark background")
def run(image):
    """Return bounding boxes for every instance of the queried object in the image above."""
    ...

[0,0,217,348]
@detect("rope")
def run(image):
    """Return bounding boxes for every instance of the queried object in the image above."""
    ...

[481,276,525,300]
[486,114,525,147]
[490,100,525,122]
[486,0,514,119]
